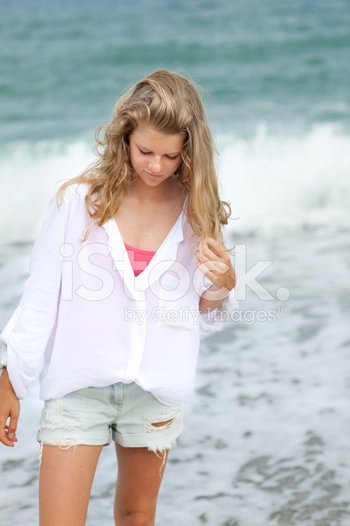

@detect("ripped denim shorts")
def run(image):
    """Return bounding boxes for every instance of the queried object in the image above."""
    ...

[37,382,184,461]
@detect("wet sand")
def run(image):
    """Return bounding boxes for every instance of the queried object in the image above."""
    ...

[1,230,350,525]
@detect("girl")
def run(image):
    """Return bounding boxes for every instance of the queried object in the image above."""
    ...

[0,70,238,526]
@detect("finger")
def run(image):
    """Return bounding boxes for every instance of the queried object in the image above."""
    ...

[199,241,229,265]
[197,260,235,292]
[0,436,15,447]
[196,252,219,269]
[195,249,208,264]
[198,238,220,256]
[196,260,213,276]
[197,247,226,267]
[197,257,231,275]
[8,412,19,440]
[201,272,231,298]
[199,244,220,262]
[7,432,18,441]
[4,431,18,442]
[0,422,15,447]
[205,237,226,257]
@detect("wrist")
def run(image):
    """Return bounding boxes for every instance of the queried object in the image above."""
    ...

[208,284,220,292]
[0,366,10,384]
[0,367,18,397]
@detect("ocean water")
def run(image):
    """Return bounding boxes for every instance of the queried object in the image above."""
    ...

[1,1,350,525]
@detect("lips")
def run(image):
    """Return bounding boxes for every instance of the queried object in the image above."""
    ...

[146,171,163,178]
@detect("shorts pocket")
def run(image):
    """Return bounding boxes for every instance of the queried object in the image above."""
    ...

[43,398,64,424]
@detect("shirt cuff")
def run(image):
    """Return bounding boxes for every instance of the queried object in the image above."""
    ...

[199,287,239,335]
[0,352,8,367]
[0,306,20,383]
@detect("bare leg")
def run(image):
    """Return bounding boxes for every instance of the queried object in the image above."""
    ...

[39,444,103,526]
[114,443,169,526]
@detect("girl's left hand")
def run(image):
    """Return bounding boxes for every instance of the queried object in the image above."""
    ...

[196,237,236,292]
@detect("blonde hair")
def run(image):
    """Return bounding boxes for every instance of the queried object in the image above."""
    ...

[57,69,231,245]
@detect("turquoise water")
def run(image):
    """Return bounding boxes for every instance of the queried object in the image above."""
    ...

[1,0,349,141]
[1,0,349,245]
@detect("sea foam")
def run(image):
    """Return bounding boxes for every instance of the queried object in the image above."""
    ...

[0,124,349,244]
[218,124,350,238]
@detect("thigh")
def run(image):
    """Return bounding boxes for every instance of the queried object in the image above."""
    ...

[114,443,168,525]
[39,444,103,526]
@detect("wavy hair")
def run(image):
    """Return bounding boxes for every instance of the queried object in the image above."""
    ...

[56,69,231,246]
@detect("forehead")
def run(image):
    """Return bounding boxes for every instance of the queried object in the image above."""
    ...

[131,126,184,152]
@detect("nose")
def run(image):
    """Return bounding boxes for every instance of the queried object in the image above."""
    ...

[148,156,162,174]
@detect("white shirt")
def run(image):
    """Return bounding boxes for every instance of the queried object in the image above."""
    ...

[0,183,238,405]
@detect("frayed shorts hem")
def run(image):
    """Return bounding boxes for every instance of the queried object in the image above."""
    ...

[113,423,184,452]
[37,382,184,463]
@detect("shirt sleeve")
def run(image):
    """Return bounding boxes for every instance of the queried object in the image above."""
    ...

[0,190,72,398]
[199,224,239,336]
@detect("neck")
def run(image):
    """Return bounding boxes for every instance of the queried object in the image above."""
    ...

[129,175,179,204]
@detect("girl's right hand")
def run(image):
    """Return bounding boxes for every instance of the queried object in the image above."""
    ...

[0,368,20,447]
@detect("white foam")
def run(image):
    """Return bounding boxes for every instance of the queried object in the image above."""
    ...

[0,140,94,244]
[217,124,350,237]
[0,125,349,244]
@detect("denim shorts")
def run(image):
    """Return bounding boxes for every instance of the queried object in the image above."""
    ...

[37,382,184,456]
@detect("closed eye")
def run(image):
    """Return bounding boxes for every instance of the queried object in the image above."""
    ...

[139,148,179,160]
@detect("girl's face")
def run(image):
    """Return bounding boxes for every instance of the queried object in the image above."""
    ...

[129,126,184,188]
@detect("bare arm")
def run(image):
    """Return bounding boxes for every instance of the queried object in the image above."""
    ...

[0,368,20,447]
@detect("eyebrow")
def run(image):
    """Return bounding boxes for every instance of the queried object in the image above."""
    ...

[137,143,182,156]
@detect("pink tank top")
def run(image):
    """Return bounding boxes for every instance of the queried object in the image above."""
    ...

[124,243,156,277]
